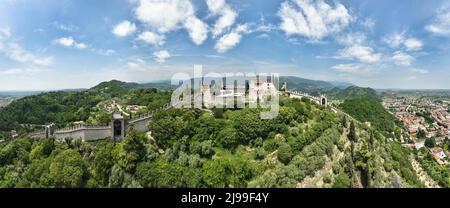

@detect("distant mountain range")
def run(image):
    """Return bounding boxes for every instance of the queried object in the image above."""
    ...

[0,76,374,103]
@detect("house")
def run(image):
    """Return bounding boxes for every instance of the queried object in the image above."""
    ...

[126,105,145,113]
[414,141,425,149]
[433,148,447,160]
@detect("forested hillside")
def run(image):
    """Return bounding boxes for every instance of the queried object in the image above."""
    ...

[328,86,380,101]
[339,98,401,135]
[0,80,171,133]
[0,96,422,188]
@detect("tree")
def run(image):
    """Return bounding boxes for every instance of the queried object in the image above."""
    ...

[277,143,293,165]
[149,112,189,149]
[117,127,146,173]
[90,142,114,187]
[332,173,351,188]
[425,137,436,148]
[342,116,348,128]
[202,159,228,188]
[349,121,357,142]
[48,149,88,188]
[417,129,426,139]
[216,127,239,148]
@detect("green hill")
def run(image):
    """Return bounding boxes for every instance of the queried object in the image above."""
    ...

[280,76,335,94]
[0,94,425,188]
[328,86,380,101]
[0,80,170,132]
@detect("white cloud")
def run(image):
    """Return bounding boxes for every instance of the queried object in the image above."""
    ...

[53,37,88,50]
[137,31,166,46]
[53,37,74,47]
[392,51,414,66]
[337,45,381,63]
[214,24,249,53]
[0,29,54,66]
[405,75,417,81]
[2,43,54,66]
[383,32,423,51]
[426,6,450,36]
[411,68,429,74]
[278,0,353,41]
[127,58,147,69]
[153,50,171,63]
[0,28,11,40]
[96,49,116,56]
[75,43,87,49]
[383,32,405,48]
[112,21,137,37]
[337,32,366,46]
[0,68,41,76]
[134,0,208,45]
[206,0,237,37]
[361,18,375,30]
[52,21,79,32]
[404,38,423,51]
[184,17,209,45]
[332,63,376,76]
[135,0,193,33]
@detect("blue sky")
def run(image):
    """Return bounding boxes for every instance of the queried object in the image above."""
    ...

[1,0,450,90]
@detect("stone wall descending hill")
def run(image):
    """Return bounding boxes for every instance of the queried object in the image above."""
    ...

[53,126,111,141]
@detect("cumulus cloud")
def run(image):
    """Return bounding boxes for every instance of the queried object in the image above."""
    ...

[53,37,87,49]
[153,50,171,63]
[383,32,423,51]
[337,32,366,46]
[112,21,137,37]
[214,24,249,53]
[426,6,450,36]
[404,38,423,51]
[332,63,377,76]
[278,0,353,41]
[206,0,237,37]
[133,0,208,45]
[392,51,414,66]
[137,31,166,46]
[0,28,54,66]
[337,45,382,63]
[184,17,209,45]
[383,32,406,48]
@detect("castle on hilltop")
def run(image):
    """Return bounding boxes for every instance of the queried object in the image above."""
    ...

[28,79,327,142]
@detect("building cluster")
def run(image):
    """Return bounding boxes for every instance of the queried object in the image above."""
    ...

[202,77,278,108]
[126,105,146,113]
[384,96,450,138]
[385,95,450,165]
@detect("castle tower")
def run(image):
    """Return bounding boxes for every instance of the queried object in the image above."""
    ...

[111,113,125,140]
[281,81,287,92]
[320,95,328,107]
